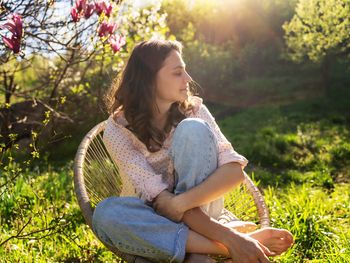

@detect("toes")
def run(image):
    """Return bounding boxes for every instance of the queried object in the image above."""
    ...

[271,234,294,248]
[278,230,294,247]
[270,228,294,242]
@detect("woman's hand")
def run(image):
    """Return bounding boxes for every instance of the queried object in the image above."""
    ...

[223,230,274,263]
[152,190,184,222]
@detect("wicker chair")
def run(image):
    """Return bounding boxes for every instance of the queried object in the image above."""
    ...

[74,121,270,263]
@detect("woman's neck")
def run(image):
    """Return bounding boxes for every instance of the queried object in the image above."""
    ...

[152,102,171,131]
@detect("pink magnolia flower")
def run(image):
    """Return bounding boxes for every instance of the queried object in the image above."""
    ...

[1,14,23,39]
[109,34,126,53]
[95,0,113,17]
[71,0,95,22]
[98,21,117,37]
[1,13,23,54]
[104,2,113,17]
[84,3,95,18]
[2,35,21,53]
[75,0,87,13]
[70,7,80,22]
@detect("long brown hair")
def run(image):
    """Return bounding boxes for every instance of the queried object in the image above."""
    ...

[105,39,196,152]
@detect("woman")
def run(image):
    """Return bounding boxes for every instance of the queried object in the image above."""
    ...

[92,39,293,263]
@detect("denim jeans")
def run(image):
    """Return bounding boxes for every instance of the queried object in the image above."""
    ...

[92,118,224,262]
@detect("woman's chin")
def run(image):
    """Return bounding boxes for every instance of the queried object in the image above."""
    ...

[174,92,189,104]
[181,91,189,100]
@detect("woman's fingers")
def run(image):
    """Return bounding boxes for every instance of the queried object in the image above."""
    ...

[227,234,272,263]
[152,190,184,222]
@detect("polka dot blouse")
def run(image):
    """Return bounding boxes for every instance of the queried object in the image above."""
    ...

[103,96,248,202]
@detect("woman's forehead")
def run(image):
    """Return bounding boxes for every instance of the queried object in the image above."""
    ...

[163,50,185,69]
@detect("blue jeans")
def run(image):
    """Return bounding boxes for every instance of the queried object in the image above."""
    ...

[92,118,223,262]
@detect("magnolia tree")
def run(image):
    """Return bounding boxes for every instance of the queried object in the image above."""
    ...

[0,0,169,248]
[0,0,125,153]
[0,0,168,150]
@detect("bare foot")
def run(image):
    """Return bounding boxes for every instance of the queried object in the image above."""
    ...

[224,221,257,233]
[184,253,216,263]
[248,227,294,255]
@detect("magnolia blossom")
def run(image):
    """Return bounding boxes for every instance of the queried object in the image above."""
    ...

[71,0,95,22]
[70,7,80,22]
[84,3,95,18]
[68,0,123,54]
[98,20,117,37]
[75,0,86,12]
[1,13,23,53]
[109,34,126,53]
[95,0,113,17]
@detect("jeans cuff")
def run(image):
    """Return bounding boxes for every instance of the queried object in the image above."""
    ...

[170,223,189,263]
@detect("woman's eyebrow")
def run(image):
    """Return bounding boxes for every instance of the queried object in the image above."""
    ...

[172,64,186,70]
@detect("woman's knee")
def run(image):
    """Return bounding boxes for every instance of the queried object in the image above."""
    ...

[174,118,214,144]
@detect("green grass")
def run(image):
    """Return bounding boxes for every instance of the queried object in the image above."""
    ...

[0,164,118,262]
[265,183,350,262]
[218,87,350,187]
[1,165,349,262]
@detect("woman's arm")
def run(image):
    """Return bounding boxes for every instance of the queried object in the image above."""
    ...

[176,161,244,212]
[153,161,244,221]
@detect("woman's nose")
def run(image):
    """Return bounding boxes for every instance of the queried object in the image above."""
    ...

[184,71,192,83]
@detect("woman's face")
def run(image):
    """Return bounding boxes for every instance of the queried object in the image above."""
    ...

[154,50,192,108]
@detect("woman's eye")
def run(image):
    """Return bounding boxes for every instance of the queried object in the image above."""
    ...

[174,72,182,76]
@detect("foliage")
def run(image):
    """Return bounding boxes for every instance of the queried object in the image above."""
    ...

[219,86,350,188]
[161,0,332,105]
[163,0,298,46]
[283,0,350,62]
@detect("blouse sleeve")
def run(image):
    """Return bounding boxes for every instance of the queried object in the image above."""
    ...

[193,103,249,168]
[103,117,168,202]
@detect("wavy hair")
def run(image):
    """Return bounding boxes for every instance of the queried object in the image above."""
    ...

[105,39,196,152]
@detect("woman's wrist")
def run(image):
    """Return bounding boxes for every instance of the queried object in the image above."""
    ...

[173,193,191,213]
[219,228,243,249]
